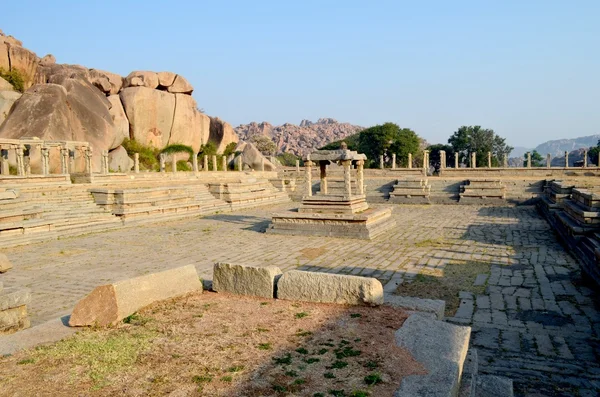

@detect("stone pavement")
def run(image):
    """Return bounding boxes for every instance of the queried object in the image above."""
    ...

[1,203,599,396]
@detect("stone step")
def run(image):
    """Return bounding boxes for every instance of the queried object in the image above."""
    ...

[563,199,600,225]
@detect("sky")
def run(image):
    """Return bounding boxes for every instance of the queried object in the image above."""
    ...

[2,1,599,148]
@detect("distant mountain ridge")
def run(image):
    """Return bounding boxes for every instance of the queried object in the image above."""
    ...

[533,135,600,157]
[234,118,364,157]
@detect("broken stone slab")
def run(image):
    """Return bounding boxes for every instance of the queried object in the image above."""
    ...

[385,294,446,320]
[212,263,282,299]
[69,265,202,327]
[0,287,31,311]
[0,253,13,273]
[277,270,383,305]
[394,313,471,397]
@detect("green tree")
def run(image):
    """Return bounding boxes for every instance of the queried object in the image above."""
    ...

[448,126,513,167]
[588,140,600,166]
[358,123,420,168]
[250,135,277,155]
[320,133,361,151]
[525,150,545,167]
[427,144,454,172]
[0,67,25,93]
[223,142,238,157]
[277,152,300,167]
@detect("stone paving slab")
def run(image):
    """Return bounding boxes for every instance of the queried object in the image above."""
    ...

[0,203,599,395]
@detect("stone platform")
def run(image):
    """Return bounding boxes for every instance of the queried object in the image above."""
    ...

[389,178,431,204]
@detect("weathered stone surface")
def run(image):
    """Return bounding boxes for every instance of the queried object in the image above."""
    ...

[277,270,384,305]
[120,86,175,149]
[69,265,202,327]
[0,43,9,71]
[108,146,133,172]
[168,94,208,153]
[88,69,112,94]
[0,316,77,355]
[0,305,30,334]
[167,75,193,94]
[7,44,38,90]
[385,294,446,320]
[0,287,31,311]
[39,54,56,66]
[107,94,129,149]
[236,142,277,171]
[0,35,23,46]
[0,77,13,91]
[213,262,282,299]
[475,375,514,397]
[209,117,239,153]
[395,313,471,397]
[124,71,159,89]
[92,69,123,95]
[0,90,21,124]
[0,253,12,273]
[157,71,177,88]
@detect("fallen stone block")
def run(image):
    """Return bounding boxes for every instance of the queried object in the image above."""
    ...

[276,270,383,305]
[385,294,446,320]
[212,262,282,299]
[69,265,202,327]
[0,305,30,334]
[395,313,471,396]
[0,287,31,311]
[0,253,13,273]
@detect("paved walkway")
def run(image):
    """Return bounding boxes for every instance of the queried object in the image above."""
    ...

[1,204,599,396]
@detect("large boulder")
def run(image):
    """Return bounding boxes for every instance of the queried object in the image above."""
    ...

[7,45,38,90]
[157,71,177,88]
[108,146,133,172]
[93,69,123,95]
[107,95,129,149]
[209,117,239,153]
[0,43,9,71]
[0,91,21,124]
[168,75,193,94]
[124,71,159,89]
[39,54,56,67]
[0,77,12,91]
[168,94,209,153]
[234,142,277,171]
[88,70,112,95]
[120,86,175,149]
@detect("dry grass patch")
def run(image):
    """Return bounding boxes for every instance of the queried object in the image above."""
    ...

[395,261,491,317]
[298,246,328,260]
[0,292,424,396]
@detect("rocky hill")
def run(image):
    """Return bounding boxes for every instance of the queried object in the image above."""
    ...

[235,118,364,157]
[534,135,600,157]
[0,29,238,172]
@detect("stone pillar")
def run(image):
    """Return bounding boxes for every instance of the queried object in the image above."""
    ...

[379,155,384,169]
[41,146,50,175]
[408,153,413,169]
[305,160,313,197]
[16,145,25,176]
[203,155,209,171]
[487,152,492,168]
[295,159,300,172]
[439,150,446,170]
[70,149,76,173]
[1,148,9,176]
[526,152,531,168]
[134,153,140,173]
[23,146,31,176]
[212,155,217,171]
[546,154,551,168]
[260,156,265,172]
[503,153,508,168]
[584,150,588,168]
[222,156,227,172]
[237,156,243,171]
[171,154,177,173]
[159,153,166,172]
[392,153,396,169]
[85,147,93,174]
[455,152,459,168]
[342,159,352,197]
[102,150,109,175]
[423,150,429,170]
[60,145,69,174]
[471,152,476,168]
[565,151,569,168]
[319,161,328,195]
[357,159,364,195]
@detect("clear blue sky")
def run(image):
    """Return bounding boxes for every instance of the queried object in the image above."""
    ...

[2,1,599,148]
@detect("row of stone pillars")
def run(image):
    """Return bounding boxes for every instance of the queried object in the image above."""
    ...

[304,159,365,197]
[0,143,91,176]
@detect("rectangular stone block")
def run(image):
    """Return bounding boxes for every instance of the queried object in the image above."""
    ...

[276,270,383,305]
[0,305,30,334]
[212,262,282,299]
[0,287,31,311]
[69,265,202,327]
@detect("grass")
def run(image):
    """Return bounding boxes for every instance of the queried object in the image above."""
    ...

[295,312,309,319]
[395,261,491,316]
[413,238,450,248]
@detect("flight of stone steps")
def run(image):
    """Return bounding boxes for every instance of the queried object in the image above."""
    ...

[389,178,431,204]
[459,179,506,204]
[209,178,289,210]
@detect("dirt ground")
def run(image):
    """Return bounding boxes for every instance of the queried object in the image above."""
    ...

[0,291,425,396]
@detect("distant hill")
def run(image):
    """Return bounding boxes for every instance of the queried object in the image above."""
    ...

[234,118,364,157]
[534,135,600,157]
[510,146,532,158]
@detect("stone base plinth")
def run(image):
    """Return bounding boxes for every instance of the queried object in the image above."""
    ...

[268,207,396,240]
[299,194,369,214]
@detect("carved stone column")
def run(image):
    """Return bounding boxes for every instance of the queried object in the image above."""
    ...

[503,153,508,168]
[60,145,69,174]
[172,154,177,173]
[212,155,217,171]
[526,152,531,168]
[487,152,492,168]
[423,150,429,170]
[159,153,166,172]
[408,153,413,169]
[357,159,364,195]
[16,144,25,176]
[305,160,313,197]
[379,155,384,169]
[565,151,569,168]
[296,159,300,172]
[237,156,243,171]
[84,147,93,174]
[392,153,396,169]
[41,146,50,175]
[102,150,109,174]
[455,152,459,168]
[546,154,551,168]
[342,159,352,197]
[319,161,327,195]
[222,156,227,172]
[471,152,476,168]
[584,150,588,168]
[23,145,31,175]
[1,147,9,176]
[134,153,140,173]
[203,155,209,171]
[70,149,76,173]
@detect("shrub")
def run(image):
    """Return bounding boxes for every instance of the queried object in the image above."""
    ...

[121,139,160,171]
[160,143,194,162]
[0,67,25,93]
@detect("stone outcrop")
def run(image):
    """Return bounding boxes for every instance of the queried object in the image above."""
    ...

[0,31,38,90]
[276,270,384,305]
[107,95,129,150]
[124,71,159,89]
[210,117,239,153]
[108,146,133,172]
[213,263,282,299]
[233,142,277,171]
[169,94,209,153]
[69,265,203,327]
[0,90,21,124]
[0,77,13,91]
[235,118,363,157]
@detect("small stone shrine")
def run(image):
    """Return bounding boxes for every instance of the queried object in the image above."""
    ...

[268,144,396,239]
